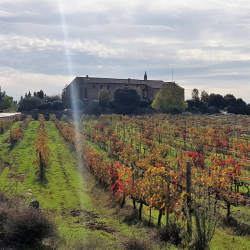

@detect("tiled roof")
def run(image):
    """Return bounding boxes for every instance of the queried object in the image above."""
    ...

[70,76,182,89]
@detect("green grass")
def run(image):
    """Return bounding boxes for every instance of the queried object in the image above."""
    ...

[1,120,249,249]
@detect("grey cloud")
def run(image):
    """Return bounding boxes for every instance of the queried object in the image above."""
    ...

[0,0,249,103]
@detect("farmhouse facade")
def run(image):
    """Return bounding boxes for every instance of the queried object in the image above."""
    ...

[66,72,184,104]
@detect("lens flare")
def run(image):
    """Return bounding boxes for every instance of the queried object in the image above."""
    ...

[57,0,85,207]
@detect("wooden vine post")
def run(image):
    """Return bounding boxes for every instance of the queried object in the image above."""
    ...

[186,161,192,239]
[166,173,171,229]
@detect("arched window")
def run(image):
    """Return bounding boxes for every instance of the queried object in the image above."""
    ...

[143,89,148,99]
[84,88,88,100]
[80,87,83,100]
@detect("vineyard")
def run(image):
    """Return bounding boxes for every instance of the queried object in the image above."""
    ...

[52,113,250,248]
[0,113,250,249]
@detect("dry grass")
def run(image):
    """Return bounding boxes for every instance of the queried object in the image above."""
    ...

[0,192,56,249]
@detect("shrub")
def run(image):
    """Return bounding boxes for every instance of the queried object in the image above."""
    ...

[49,114,57,122]
[200,104,210,114]
[190,203,219,250]
[45,95,60,103]
[221,216,250,236]
[139,99,149,108]
[45,102,53,110]
[107,99,115,109]
[18,97,42,112]
[38,103,46,111]
[61,114,68,123]
[72,100,83,110]
[52,100,64,111]
[208,106,219,113]
[122,236,152,250]
[114,87,140,114]
[0,192,56,248]
[39,102,53,111]
[98,89,109,108]
[89,100,101,115]
[155,224,182,246]
[4,208,55,247]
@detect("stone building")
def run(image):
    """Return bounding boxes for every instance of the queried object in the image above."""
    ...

[66,72,184,104]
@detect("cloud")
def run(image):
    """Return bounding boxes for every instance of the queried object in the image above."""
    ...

[0,0,249,103]
[0,66,71,100]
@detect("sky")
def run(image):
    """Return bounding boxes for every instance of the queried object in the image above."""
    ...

[0,0,250,102]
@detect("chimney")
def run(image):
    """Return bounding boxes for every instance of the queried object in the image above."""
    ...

[86,75,89,80]
[144,71,147,81]
[128,78,130,83]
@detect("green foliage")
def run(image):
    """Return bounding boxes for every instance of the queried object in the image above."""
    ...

[201,91,209,102]
[191,202,219,250]
[61,114,68,123]
[38,102,53,111]
[45,95,61,103]
[0,95,13,110]
[107,99,115,109]
[139,99,149,108]
[89,100,101,115]
[186,99,195,109]
[224,94,236,106]
[36,90,45,99]
[98,89,109,108]
[71,100,83,110]
[152,85,185,112]
[113,87,140,114]
[62,85,71,109]
[192,88,199,102]
[208,94,227,109]
[52,100,64,111]
[18,96,42,111]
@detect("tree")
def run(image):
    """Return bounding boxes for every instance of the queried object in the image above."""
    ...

[0,95,13,110]
[18,96,42,111]
[235,98,246,114]
[28,91,31,97]
[98,89,109,109]
[152,85,185,112]
[0,90,6,107]
[113,87,140,114]
[62,85,71,109]
[186,99,195,109]
[45,95,60,103]
[37,90,44,99]
[89,100,101,115]
[52,100,64,111]
[192,88,199,102]
[208,94,227,110]
[201,91,209,102]
[224,94,236,106]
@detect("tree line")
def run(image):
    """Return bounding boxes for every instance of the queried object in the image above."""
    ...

[2,84,250,115]
[186,89,250,115]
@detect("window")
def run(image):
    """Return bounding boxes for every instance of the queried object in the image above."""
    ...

[101,85,103,89]
[84,88,88,100]
[143,89,148,99]
[80,87,83,100]
[108,85,110,89]
[93,85,95,89]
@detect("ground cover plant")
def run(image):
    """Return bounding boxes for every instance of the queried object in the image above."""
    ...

[0,113,250,249]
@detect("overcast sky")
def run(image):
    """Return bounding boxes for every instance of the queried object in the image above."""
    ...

[0,0,250,102]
